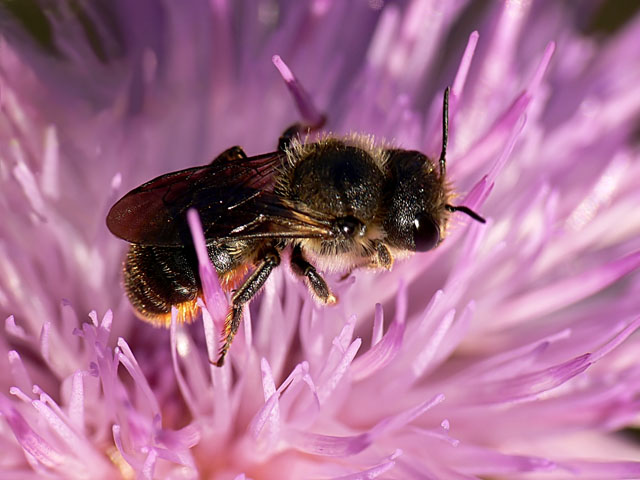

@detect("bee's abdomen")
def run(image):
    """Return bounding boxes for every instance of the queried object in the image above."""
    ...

[124,244,200,326]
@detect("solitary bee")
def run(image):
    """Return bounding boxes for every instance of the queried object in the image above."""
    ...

[107,87,484,366]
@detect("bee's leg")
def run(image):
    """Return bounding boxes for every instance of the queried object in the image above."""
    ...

[209,146,247,165]
[339,269,354,281]
[290,245,337,304]
[372,241,394,270]
[215,247,280,367]
[278,117,326,152]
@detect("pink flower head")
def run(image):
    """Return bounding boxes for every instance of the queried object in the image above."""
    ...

[2,1,640,478]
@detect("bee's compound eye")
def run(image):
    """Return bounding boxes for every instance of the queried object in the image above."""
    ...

[413,214,440,252]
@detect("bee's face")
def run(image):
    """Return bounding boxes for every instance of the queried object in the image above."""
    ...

[381,149,449,253]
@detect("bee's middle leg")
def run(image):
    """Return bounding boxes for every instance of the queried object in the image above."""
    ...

[290,245,336,304]
[215,246,280,367]
[209,146,247,165]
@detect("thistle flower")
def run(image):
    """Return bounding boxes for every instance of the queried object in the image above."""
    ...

[2,1,640,479]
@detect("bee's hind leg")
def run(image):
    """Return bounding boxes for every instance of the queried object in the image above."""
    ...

[290,245,337,305]
[215,246,280,367]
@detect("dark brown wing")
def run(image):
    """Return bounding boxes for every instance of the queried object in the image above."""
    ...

[106,151,334,246]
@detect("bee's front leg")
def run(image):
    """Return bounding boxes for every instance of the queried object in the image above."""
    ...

[215,246,280,367]
[369,241,394,270]
[290,245,337,304]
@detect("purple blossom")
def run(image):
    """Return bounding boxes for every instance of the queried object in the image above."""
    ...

[2,1,640,478]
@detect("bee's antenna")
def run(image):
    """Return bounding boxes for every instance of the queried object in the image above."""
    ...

[439,87,450,179]
[445,204,486,224]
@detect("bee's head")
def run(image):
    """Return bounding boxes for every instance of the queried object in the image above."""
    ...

[381,149,485,253]
[382,149,448,252]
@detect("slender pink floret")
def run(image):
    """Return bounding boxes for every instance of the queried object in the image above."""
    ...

[272,55,325,128]
[2,2,640,479]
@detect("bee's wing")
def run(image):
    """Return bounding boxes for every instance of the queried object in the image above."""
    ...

[106,151,334,246]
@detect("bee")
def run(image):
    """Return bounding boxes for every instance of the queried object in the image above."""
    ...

[106,87,485,366]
